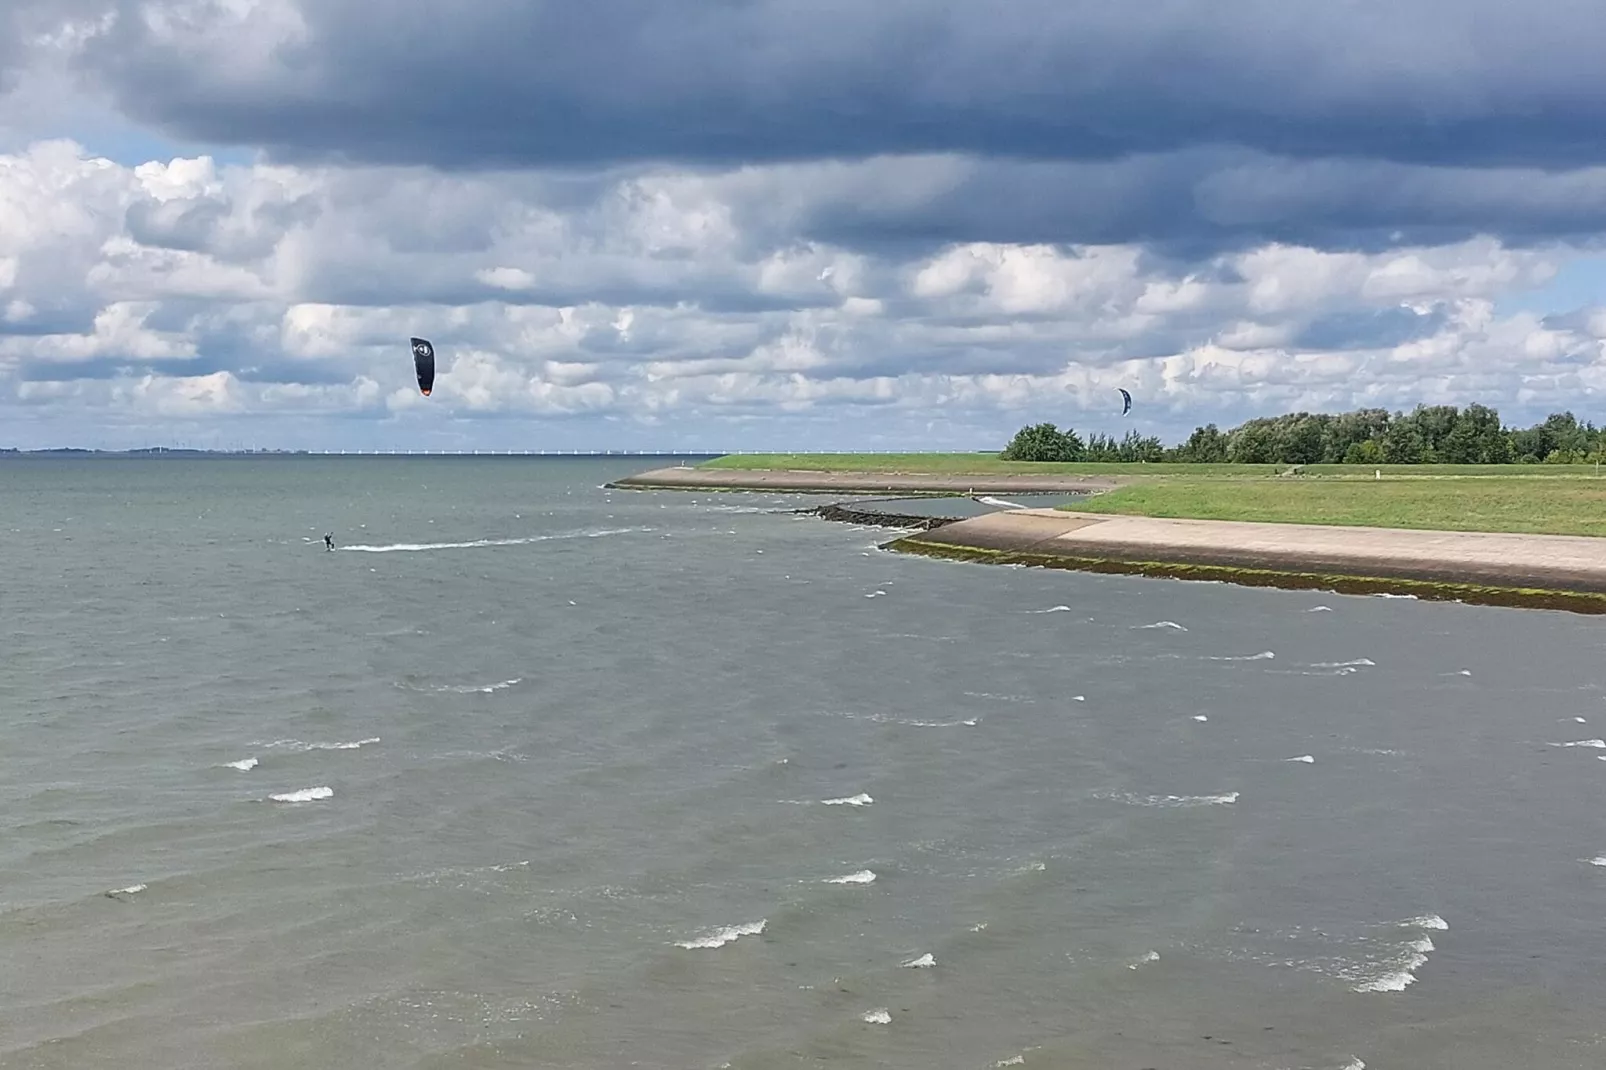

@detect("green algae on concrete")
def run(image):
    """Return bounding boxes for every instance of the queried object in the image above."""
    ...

[884,535,1606,616]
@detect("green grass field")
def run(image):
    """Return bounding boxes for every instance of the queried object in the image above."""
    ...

[696,453,1606,536]
[1067,476,1606,536]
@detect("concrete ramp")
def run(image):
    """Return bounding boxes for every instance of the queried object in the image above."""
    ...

[896,508,1606,609]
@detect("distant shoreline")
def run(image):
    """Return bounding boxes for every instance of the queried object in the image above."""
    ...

[606,465,1116,495]
[614,460,1606,613]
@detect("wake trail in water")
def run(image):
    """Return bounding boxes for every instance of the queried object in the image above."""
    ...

[339,526,652,553]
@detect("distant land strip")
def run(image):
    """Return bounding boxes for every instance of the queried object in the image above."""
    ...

[608,466,1117,495]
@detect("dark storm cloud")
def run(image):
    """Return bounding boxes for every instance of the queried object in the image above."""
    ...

[759,151,1606,258]
[68,0,1606,172]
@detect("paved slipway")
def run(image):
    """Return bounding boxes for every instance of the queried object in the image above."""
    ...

[608,466,1116,494]
[892,508,1606,610]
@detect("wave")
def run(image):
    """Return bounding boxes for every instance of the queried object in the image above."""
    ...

[1311,658,1375,669]
[861,1008,892,1025]
[1097,790,1239,808]
[398,678,523,694]
[1400,914,1448,931]
[339,526,652,553]
[821,793,874,806]
[1350,938,1433,992]
[261,737,379,752]
[1025,605,1073,614]
[900,952,935,968]
[223,758,258,771]
[977,496,1028,509]
[1128,950,1160,969]
[104,883,147,897]
[269,786,333,803]
[824,869,877,885]
[1134,620,1188,631]
[675,919,765,949]
[827,710,978,728]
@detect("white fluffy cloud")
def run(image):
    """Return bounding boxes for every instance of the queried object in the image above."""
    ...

[0,138,1603,450]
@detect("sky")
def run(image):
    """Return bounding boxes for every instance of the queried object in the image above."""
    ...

[4,2,1606,451]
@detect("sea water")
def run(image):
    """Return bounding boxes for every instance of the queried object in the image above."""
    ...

[3,456,1605,1068]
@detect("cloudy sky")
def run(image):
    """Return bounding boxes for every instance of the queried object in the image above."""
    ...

[4,1,1606,451]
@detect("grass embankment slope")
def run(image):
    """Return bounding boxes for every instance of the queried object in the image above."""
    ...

[1067,470,1606,538]
[699,454,1606,537]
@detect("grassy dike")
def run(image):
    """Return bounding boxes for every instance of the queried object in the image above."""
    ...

[698,454,1606,536]
[688,454,1606,611]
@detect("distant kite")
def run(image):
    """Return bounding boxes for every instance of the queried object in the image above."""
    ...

[411,337,436,396]
[1118,388,1132,416]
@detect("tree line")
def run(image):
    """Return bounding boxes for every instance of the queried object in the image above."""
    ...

[1001,406,1606,464]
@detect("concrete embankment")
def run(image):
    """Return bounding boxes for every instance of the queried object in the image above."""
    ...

[608,466,1115,495]
[887,508,1606,613]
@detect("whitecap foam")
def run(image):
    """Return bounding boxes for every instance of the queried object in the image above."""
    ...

[1400,914,1448,931]
[824,869,877,884]
[224,758,258,771]
[821,793,874,806]
[675,919,766,949]
[865,589,887,598]
[1555,739,1606,749]
[401,677,523,694]
[1285,755,1315,764]
[1202,651,1275,661]
[1099,790,1239,808]
[977,496,1027,509]
[1373,592,1418,599]
[861,1008,891,1025]
[1307,605,1333,612]
[262,737,379,752]
[1339,1060,1366,1070]
[1192,715,1209,722]
[1351,964,1422,992]
[340,526,652,553]
[1135,620,1187,631]
[1587,857,1606,867]
[900,953,935,968]
[269,786,333,803]
[105,883,147,897]
[1311,658,1375,669]
[1026,605,1073,614]
[827,710,974,728]
[1128,950,1160,969]
[995,1058,1025,1068]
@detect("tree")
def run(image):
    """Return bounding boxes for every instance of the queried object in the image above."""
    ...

[1280,415,1327,465]
[1001,422,1085,462]
[1227,420,1277,463]
[1381,420,1426,464]
[1177,423,1229,463]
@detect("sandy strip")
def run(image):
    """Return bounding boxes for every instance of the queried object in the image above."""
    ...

[608,467,1116,494]
[891,508,1606,608]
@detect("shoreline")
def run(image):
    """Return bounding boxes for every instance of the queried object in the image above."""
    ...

[886,509,1606,614]
[607,466,1116,495]
[612,463,1606,612]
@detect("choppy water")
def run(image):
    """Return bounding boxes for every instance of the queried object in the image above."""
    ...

[4,456,1606,1069]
